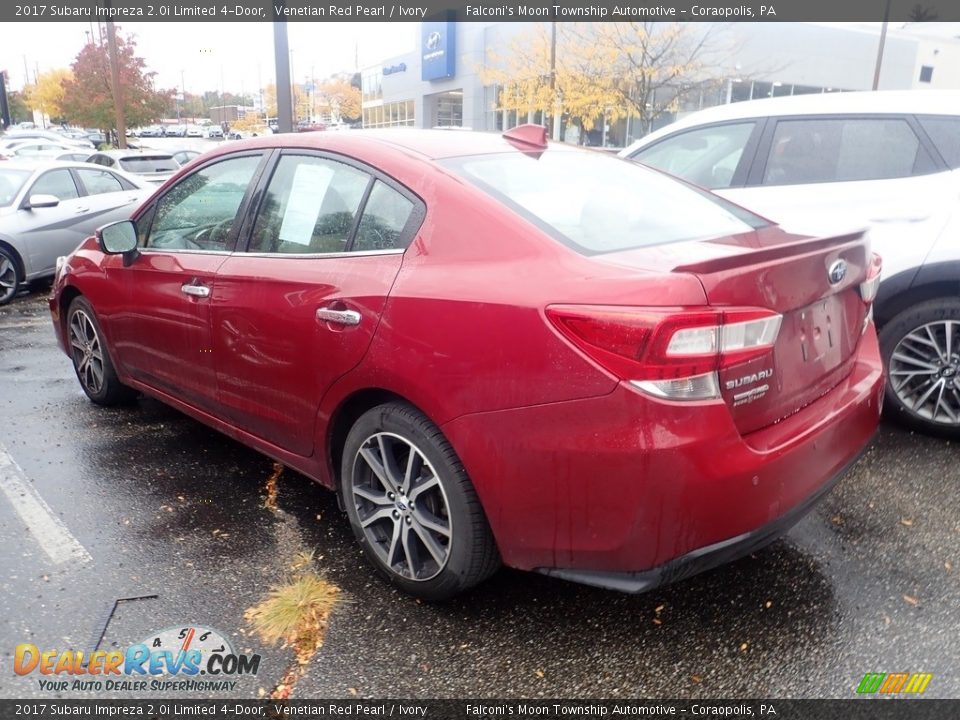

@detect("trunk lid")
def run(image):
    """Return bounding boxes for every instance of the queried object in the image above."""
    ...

[604,226,872,434]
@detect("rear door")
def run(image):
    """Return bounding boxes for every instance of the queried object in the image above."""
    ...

[727,114,954,279]
[212,151,423,456]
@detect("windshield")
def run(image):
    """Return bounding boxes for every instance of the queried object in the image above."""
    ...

[119,156,178,173]
[0,169,32,207]
[445,150,768,255]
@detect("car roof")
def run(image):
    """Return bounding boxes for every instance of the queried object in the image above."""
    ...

[93,149,175,159]
[209,128,582,162]
[621,89,960,155]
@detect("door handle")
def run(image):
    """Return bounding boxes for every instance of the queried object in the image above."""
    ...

[316,306,361,326]
[74,207,89,213]
[181,283,211,298]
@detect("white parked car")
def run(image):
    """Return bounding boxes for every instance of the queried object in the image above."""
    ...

[621,90,960,436]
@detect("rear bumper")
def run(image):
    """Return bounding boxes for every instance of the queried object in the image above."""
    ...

[442,326,884,583]
[536,440,868,592]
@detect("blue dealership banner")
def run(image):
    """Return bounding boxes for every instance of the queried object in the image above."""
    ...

[421,16,457,81]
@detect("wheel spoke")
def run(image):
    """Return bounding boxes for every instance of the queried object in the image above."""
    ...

[401,523,420,578]
[911,378,943,412]
[410,519,447,567]
[924,325,946,362]
[377,435,405,490]
[408,474,440,503]
[385,518,403,568]
[358,446,397,494]
[412,507,450,537]
[359,506,394,529]
[402,450,423,495]
[353,485,391,506]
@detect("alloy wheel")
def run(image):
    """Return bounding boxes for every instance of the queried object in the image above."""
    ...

[0,255,17,303]
[69,309,105,396]
[889,320,960,426]
[350,432,452,581]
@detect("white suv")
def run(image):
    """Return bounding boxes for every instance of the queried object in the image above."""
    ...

[621,90,960,436]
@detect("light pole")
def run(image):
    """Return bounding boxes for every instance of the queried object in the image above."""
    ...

[872,0,892,90]
[550,21,560,141]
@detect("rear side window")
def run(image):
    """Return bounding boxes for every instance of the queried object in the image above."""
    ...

[354,181,416,251]
[446,151,767,255]
[762,118,934,185]
[119,156,178,174]
[631,122,756,189]
[76,168,127,195]
[918,116,960,170]
[249,155,369,255]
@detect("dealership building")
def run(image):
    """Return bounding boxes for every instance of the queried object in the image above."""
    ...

[361,21,960,146]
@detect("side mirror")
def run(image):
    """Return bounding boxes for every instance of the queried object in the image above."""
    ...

[28,194,60,209]
[96,220,140,266]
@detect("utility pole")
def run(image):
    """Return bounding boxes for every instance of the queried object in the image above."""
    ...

[103,2,126,148]
[872,0,892,90]
[273,10,294,133]
[550,21,560,141]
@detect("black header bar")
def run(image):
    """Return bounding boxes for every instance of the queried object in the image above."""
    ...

[6,0,960,22]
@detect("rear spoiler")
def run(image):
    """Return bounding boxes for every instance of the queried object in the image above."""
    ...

[672,230,867,275]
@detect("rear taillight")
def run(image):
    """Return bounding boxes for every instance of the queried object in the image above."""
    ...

[546,305,782,401]
[859,253,882,303]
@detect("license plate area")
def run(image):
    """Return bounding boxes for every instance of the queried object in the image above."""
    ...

[797,297,842,367]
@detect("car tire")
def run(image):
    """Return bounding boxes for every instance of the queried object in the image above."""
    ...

[66,296,137,406]
[879,297,960,438]
[0,247,21,306]
[340,402,500,601]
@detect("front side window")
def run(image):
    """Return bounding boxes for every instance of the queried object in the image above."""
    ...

[249,155,369,255]
[446,151,767,255]
[632,122,756,189]
[762,117,933,185]
[146,155,261,251]
[0,169,32,207]
[75,168,127,195]
[29,170,80,201]
[119,155,178,174]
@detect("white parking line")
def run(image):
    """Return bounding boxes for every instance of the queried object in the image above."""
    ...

[0,444,92,565]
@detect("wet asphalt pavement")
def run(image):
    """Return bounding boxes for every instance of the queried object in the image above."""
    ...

[0,288,958,700]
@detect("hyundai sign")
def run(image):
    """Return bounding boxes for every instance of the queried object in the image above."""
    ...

[421,20,456,81]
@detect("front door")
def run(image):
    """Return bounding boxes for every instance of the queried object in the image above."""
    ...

[212,152,422,456]
[108,153,266,411]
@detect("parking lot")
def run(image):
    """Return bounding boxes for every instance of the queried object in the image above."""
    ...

[1,287,958,699]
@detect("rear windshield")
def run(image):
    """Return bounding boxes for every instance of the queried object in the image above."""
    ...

[0,169,31,207]
[445,150,767,254]
[119,156,178,173]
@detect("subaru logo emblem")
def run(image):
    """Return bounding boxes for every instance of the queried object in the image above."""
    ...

[828,259,847,285]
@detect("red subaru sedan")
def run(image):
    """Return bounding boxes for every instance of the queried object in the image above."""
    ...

[49,126,884,600]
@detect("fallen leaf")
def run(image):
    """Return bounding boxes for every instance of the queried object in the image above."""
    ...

[652,618,662,625]
[945,561,952,572]
[764,600,773,609]
[654,604,665,613]
[348,688,358,696]
[900,518,914,527]
[534,669,545,678]
[831,515,843,525]
[739,642,749,652]
[691,675,702,684]
[903,594,919,606]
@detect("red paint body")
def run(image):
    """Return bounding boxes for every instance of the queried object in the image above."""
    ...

[49,131,884,582]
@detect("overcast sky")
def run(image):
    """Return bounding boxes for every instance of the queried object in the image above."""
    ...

[2,22,417,93]
[3,21,959,95]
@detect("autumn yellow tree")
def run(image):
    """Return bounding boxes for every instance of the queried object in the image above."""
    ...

[24,68,72,124]
[481,22,733,141]
[317,79,361,123]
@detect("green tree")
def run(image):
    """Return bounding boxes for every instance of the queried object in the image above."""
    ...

[7,90,31,124]
[60,33,173,136]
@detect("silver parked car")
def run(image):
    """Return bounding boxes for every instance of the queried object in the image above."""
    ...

[86,150,180,185]
[0,160,152,304]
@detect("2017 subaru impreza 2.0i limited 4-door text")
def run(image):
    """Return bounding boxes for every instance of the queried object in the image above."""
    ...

[48,126,885,600]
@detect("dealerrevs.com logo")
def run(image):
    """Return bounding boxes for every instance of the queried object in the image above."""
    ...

[14,625,261,693]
